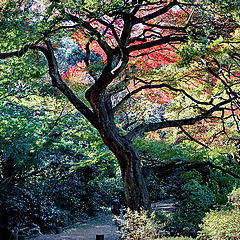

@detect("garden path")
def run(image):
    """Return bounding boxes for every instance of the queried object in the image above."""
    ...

[28,214,121,240]
[28,199,178,240]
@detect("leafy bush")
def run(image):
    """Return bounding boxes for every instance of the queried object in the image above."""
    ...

[117,209,194,240]
[0,162,108,240]
[172,179,215,232]
[136,137,239,237]
[97,174,124,205]
[198,188,240,240]
[197,209,240,240]
[40,165,103,218]
[228,188,240,209]
[0,185,66,239]
[118,209,158,240]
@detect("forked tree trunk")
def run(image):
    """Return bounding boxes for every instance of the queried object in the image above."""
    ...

[41,39,150,211]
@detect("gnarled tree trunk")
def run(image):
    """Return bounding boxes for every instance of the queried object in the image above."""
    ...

[92,93,150,211]
[103,135,150,210]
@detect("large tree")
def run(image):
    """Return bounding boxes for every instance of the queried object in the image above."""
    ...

[0,0,239,210]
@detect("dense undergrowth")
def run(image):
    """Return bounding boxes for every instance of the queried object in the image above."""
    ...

[135,138,240,237]
[118,188,240,240]
[0,65,239,239]
[1,120,240,239]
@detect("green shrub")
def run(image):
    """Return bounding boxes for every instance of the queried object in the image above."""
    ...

[97,173,124,205]
[197,208,240,240]
[228,188,240,209]
[118,208,159,240]
[168,179,215,236]
[198,188,240,240]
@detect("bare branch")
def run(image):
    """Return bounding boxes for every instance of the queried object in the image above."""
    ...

[206,161,240,180]
[141,0,179,22]
[134,21,187,31]
[68,14,113,59]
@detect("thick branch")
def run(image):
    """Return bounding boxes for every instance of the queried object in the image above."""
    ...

[0,22,79,60]
[126,97,237,142]
[146,161,240,180]
[206,161,240,180]
[127,35,188,52]
[180,161,240,180]
[0,45,30,59]
[34,41,99,130]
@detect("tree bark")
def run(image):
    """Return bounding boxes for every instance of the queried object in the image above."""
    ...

[119,143,150,211]
[36,41,150,211]
[88,92,150,211]
[96,109,150,210]
[103,135,150,211]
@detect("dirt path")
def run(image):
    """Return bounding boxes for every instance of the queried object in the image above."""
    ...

[28,199,177,240]
[29,214,121,240]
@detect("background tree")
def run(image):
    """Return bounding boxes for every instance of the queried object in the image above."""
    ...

[0,0,239,210]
